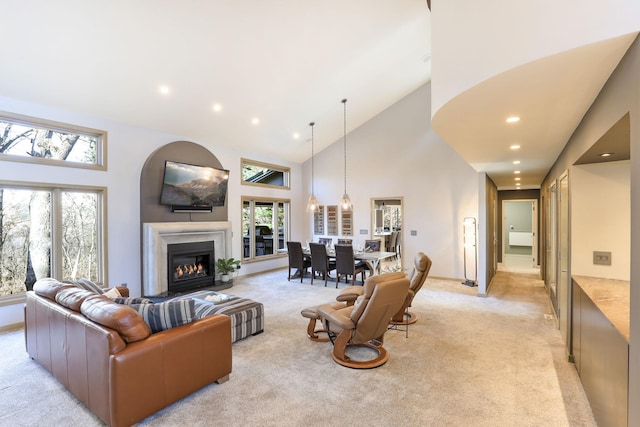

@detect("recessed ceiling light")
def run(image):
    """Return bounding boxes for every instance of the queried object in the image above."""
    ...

[252,117,260,125]
[514,170,521,174]
[515,177,521,181]
[599,152,614,157]
[292,132,300,139]
[212,103,222,112]
[516,182,521,186]
[510,144,521,150]
[506,116,520,123]
[159,85,170,95]
[513,160,521,165]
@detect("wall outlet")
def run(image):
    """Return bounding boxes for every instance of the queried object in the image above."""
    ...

[411,230,417,236]
[120,283,128,288]
[593,251,611,266]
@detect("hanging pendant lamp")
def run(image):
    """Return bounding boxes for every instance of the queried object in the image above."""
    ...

[306,122,319,212]
[340,98,353,211]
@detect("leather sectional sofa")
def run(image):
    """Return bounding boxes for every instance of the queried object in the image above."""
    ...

[24,278,232,427]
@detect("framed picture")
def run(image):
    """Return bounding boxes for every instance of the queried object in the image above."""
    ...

[313,205,324,235]
[327,205,338,236]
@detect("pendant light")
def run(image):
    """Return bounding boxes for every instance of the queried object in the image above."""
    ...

[340,98,353,211]
[306,122,319,212]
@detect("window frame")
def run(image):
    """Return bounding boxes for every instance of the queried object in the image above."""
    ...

[0,180,107,306]
[240,158,290,189]
[0,111,108,171]
[241,196,290,263]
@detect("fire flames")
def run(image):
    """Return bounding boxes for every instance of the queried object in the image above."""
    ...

[174,263,207,281]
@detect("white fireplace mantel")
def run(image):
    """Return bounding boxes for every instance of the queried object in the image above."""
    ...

[142,221,232,296]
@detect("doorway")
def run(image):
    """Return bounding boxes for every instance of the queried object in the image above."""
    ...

[501,199,538,271]
[371,197,403,269]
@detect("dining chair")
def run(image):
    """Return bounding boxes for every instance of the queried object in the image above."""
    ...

[335,244,366,288]
[337,238,352,245]
[388,231,399,259]
[309,243,336,286]
[286,241,311,283]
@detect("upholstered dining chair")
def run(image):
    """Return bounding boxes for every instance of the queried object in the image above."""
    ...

[317,272,410,368]
[287,241,311,283]
[390,252,432,325]
[309,242,336,286]
[334,244,367,288]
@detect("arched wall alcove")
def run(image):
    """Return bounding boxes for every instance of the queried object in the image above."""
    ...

[140,141,228,224]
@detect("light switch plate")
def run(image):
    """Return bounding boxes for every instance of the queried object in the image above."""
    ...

[411,230,417,236]
[360,229,368,235]
[593,251,611,266]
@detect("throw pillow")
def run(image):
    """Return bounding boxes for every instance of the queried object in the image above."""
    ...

[130,299,195,333]
[68,278,105,294]
[103,287,122,298]
[80,295,151,343]
[113,297,154,305]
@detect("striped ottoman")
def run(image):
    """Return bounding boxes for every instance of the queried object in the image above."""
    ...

[193,297,264,343]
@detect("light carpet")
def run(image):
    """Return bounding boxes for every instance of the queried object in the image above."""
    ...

[0,270,596,426]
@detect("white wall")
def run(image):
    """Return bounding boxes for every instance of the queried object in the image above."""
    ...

[571,161,630,280]
[0,95,300,327]
[302,83,479,279]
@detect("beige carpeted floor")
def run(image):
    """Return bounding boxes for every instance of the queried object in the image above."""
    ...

[0,269,596,426]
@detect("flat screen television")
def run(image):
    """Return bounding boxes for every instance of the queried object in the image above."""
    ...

[159,160,229,208]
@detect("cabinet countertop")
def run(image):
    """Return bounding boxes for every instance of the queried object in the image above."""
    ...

[572,275,630,342]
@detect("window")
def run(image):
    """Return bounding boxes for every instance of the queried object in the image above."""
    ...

[0,112,107,170]
[242,197,289,261]
[0,183,106,303]
[241,158,290,189]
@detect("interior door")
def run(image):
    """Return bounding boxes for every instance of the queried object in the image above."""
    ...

[558,172,570,350]
[546,183,558,316]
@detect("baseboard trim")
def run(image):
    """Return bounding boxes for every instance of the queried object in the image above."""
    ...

[0,322,24,333]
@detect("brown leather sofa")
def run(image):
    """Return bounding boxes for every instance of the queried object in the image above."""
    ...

[24,278,232,427]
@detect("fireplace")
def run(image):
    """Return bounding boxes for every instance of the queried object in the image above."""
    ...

[167,240,215,294]
[142,221,232,296]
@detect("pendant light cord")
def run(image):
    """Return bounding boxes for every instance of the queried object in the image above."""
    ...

[310,122,315,196]
[342,98,347,195]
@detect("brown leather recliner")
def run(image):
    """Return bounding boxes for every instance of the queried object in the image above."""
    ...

[336,252,432,325]
[317,272,410,369]
[391,252,432,325]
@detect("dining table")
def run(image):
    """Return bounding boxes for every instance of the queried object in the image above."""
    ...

[302,247,396,275]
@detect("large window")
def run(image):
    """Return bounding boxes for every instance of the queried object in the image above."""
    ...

[241,158,290,189]
[0,112,107,169]
[0,183,106,303]
[242,197,289,261]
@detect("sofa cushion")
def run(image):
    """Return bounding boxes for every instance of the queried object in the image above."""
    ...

[81,295,151,343]
[130,299,195,333]
[55,288,96,312]
[33,278,77,300]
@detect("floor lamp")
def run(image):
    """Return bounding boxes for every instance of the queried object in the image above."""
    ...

[462,217,478,287]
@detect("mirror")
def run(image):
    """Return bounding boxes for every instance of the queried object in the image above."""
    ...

[371,197,403,267]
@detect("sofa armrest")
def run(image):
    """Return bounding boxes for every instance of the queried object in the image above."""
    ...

[109,314,232,427]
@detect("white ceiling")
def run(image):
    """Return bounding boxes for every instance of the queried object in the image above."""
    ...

[0,1,431,162]
[0,2,634,190]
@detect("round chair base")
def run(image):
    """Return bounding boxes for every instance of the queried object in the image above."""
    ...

[332,343,389,369]
[390,311,418,326]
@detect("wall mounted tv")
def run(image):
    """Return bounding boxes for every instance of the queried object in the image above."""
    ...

[159,161,229,208]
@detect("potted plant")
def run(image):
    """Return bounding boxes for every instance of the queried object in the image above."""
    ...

[216,257,241,283]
